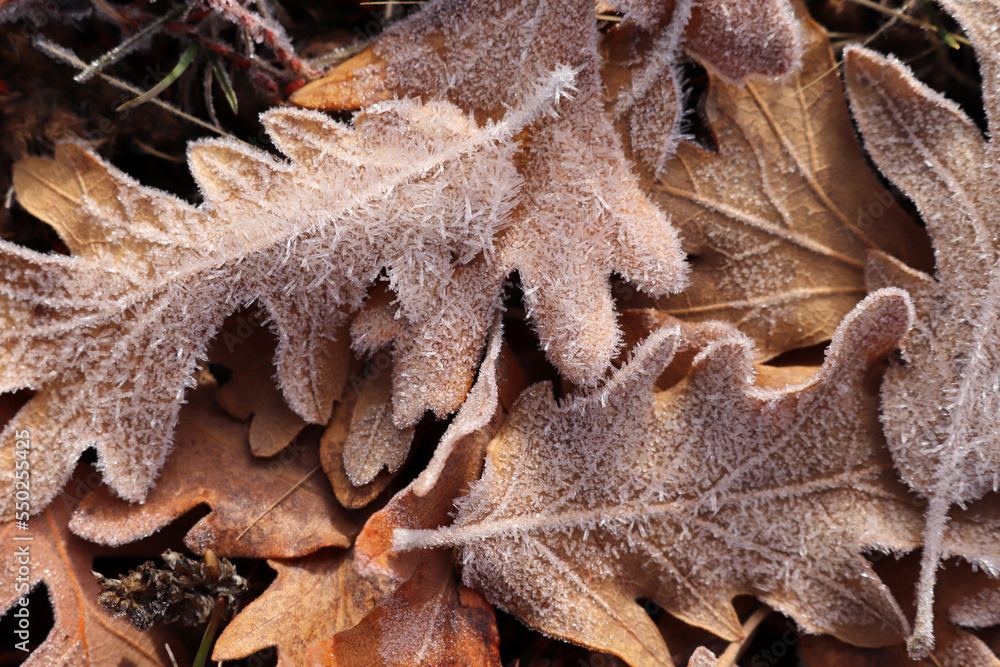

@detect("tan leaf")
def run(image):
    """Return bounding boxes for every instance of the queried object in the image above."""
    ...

[800,553,1000,666]
[887,555,1000,667]
[608,0,803,83]
[306,325,512,664]
[649,3,932,361]
[393,290,947,666]
[683,0,801,83]
[616,309,757,390]
[0,471,178,666]
[213,548,396,665]
[305,552,501,667]
[69,382,356,559]
[321,353,412,509]
[292,0,690,390]
[207,309,333,457]
[843,0,1000,651]
[340,358,414,487]
[686,647,720,667]
[1,78,567,514]
[600,3,689,177]
[355,318,522,580]
[798,635,907,666]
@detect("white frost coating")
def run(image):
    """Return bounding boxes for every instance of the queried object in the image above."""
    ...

[396,290,927,665]
[0,71,572,516]
[344,0,690,387]
[342,366,415,487]
[606,0,694,176]
[686,647,720,667]
[684,0,803,84]
[412,315,503,497]
[844,8,1000,653]
[650,8,930,366]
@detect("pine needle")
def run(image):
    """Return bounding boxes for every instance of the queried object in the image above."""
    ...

[209,53,239,115]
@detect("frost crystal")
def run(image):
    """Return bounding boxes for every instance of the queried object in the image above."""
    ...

[0,73,569,514]
[396,290,935,665]
[845,0,1000,652]
[293,0,692,392]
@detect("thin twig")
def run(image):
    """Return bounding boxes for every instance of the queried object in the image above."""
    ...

[844,0,970,46]
[33,37,248,145]
[75,4,189,83]
[715,606,772,667]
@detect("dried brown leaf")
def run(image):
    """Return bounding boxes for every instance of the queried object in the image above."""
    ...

[843,0,1000,650]
[609,0,802,83]
[887,556,1000,667]
[354,319,522,580]
[340,359,414,487]
[208,309,349,457]
[69,383,356,558]
[800,554,1000,666]
[649,4,932,360]
[1,81,564,514]
[395,290,942,666]
[292,0,689,390]
[0,473,179,666]
[686,646,721,667]
[321,354,412,509]
[213,548,396,665]
[305,552,501,667]
[683,0,801,83]
[600,3,689,177]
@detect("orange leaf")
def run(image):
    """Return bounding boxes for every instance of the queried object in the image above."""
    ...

[70,382,357,559]
[306,552,500,667]
[0,472,179,665]
[213,548,396,664]
[208,308,350,457]
[649,3,932,360]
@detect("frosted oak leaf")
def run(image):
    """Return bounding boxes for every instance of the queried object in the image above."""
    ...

[292,0,692,396]
[213,549,396,664]
[70,384,356,559]
[605,0,802,177]
[396,290,926,666]
[648,4,931,361]
[844,0,1000,653]
[306,552,501,666]
[0,71,572,516]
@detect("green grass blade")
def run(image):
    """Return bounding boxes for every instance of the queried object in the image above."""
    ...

[210,54,239,114]
[117,43,201,112]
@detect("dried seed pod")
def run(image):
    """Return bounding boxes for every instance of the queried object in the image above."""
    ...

[94,550,247,631]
